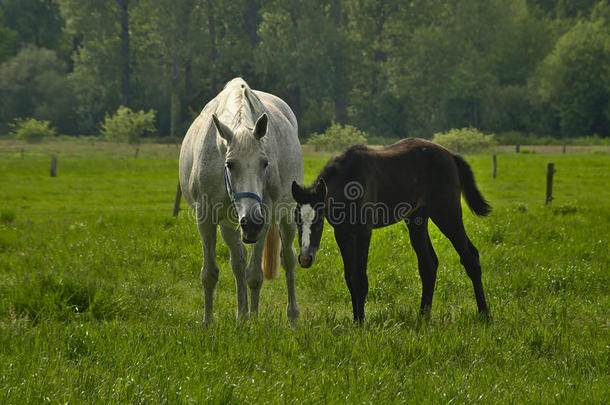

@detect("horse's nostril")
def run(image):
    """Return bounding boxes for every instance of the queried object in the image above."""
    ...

[299,253,313,267]
[240,217,247,226]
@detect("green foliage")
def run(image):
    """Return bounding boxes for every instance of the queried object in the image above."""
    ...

[307,122,368,152]
[0,45,75,134]
[534,9,610,136]
[432,128,496,153]
[10,117,56,143]
[1,0,608,140]
[0,0,65,51]
[0,25,19,63]
[101,106,156,144]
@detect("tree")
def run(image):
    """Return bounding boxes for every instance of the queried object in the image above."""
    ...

[118,0,131,107]
[58,0,131,118]
[0,46,76,133]
[534,10,610,136]
[0,0,64,50]
[257,0,363,135]
[0,25,19,63]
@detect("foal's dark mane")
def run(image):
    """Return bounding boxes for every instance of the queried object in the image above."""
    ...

[316,144,369,185]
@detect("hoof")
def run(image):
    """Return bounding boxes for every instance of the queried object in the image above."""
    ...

[287,304,300,321]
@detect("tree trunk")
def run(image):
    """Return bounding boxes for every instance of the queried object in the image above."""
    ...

[243,0,259,47]
[170,50,181,140]
[331,0,347,124]
[207,0,218,96]
[185,60,192,104]
[118,0,130,107]
[289,85,301,124]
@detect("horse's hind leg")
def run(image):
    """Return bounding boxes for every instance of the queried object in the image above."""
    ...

[220,225,248,319]
[279,216,300,321]
[197,219,219,323]
[406,216,439,315]
[430,209,488,314]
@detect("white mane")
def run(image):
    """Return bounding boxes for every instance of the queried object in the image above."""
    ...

[216,78,265,131]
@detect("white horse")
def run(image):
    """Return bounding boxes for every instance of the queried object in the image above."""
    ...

[179,78,303,322]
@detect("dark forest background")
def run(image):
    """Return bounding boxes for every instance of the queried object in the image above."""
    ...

[1,0,608,140]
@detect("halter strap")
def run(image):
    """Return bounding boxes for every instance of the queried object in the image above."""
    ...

[224,166,264,205]
[233,192,263,204]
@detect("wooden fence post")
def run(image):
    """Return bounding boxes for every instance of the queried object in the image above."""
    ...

[562,144,566,154]
[173,182,182,216]
[134,148,139,159]
[50,156,57,177]
[492,154,497,179]
[545,162,555,206]
[516,144,520,153]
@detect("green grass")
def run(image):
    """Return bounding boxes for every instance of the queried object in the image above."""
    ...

[1,140,608,403]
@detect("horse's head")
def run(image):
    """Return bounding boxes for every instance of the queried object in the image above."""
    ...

[291,179,327,268]
[213,113,270,244]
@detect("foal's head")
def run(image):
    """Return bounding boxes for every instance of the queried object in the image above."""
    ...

[291,179,327,268]
[213,113,270,244]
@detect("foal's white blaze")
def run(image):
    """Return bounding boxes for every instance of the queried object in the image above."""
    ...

[300,204,315,249]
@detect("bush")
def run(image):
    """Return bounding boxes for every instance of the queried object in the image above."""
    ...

[10,118,57,143]
[307,122,368,152]
[432,128,495,153]
[101,106,156,144]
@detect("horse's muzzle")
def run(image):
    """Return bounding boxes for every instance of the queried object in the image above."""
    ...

[240,215,263,244]
[298,252,315,268]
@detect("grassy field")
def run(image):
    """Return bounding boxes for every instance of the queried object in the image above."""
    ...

[0,139,608,403]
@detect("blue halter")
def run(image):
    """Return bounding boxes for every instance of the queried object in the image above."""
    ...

[224,166,264,205]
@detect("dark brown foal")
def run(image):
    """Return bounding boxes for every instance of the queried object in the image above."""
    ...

[292,138,491,322]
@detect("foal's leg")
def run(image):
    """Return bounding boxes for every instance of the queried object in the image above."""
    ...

[431,209,488,314]
[220,225,248,319]
[279,217,300,321]
[197,219,219,324]
[246,223,270,317]
[335,227,371,323]
[406,216,439,315]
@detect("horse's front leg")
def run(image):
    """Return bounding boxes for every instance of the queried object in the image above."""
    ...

[279,217,300,321]
[246,223,270,317]
[335,227,372,323]
[220,225,248,320]
[197,217,219,324]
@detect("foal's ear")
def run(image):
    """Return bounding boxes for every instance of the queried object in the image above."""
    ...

[314,178,327,201]
[253,113,268,140]
[212,114,233,143]
[291,181,306,203]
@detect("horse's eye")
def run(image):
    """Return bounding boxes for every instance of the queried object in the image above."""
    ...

[225,161,234,170]
[263,159,269,169]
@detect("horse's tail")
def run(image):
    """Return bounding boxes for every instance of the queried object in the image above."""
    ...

[453,155,492,216]
[262,222,281,280]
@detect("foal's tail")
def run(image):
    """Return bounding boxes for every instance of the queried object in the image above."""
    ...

[262,222,281,280]
[453,155,492,216]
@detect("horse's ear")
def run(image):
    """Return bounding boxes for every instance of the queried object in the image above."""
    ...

[212,114,233,143]
[253,113,268,140]
[314,178,327,201]
[291,181,306,203]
